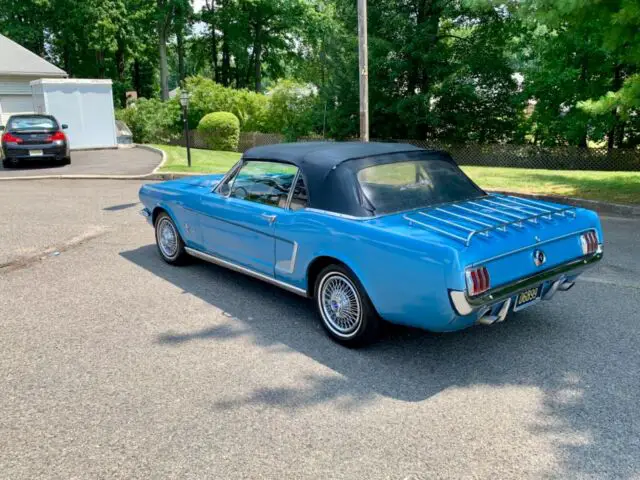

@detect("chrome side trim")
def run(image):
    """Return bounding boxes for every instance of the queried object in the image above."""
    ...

[284,170,301,210]
[185,247,308,297]
[213,160,243,194]
[276,241,298,274]
[305,208,370,221]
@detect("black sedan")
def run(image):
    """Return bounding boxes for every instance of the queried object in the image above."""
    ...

[1,114,71,168]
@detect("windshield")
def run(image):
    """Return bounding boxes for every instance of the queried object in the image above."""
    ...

[8,116,58,131]
[356,158,485,215]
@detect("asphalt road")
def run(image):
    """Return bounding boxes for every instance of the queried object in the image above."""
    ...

[0,147,161,177]
[1,180,639,479]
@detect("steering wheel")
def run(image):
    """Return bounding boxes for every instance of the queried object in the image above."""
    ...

[232,186,248,199]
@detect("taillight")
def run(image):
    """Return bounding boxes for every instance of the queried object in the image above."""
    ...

[580,230,599,255]
[466,266,491,296]
[2,132,22,144]
[48,131,66,142]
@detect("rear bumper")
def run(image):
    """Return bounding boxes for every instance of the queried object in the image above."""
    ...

[449,247,603,316]
[2,143,68,161]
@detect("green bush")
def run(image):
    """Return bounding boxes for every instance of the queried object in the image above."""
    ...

[115,98,181,143]
[197,112,240,151]
[263,80,316,141]
[183,77,267,132]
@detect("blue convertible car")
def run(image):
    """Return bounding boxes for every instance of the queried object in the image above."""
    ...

[139,142,603,346]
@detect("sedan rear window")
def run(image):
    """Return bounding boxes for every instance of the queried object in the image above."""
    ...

[357,158,485,215]
[8,116,58,131]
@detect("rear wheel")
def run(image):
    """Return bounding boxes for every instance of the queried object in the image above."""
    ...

[2,158,18,168]
[154,212,189,265]
[314,264,381,347]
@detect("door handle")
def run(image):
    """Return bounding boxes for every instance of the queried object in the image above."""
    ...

[261,213,277,224]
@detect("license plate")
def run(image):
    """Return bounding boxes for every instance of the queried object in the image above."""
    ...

[514,285,542,311]
[29,150,44,157]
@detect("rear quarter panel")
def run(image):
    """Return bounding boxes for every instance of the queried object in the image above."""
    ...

[275,211,462,331]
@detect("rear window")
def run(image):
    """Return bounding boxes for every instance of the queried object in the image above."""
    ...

[356,158,485,215]
[8,116,58,131]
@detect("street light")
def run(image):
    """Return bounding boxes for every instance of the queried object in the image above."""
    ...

[179,90,192,168]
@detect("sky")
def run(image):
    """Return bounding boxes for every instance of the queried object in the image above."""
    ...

[193,0,205,12]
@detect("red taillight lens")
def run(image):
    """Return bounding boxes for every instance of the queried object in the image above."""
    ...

[48,131,66,142]
[580,230,599,255]
[2,132,22,144]
[466,266,491,296]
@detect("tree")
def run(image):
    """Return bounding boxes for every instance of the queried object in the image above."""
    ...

[520,0,640,148]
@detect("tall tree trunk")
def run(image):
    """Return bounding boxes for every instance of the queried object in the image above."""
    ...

[204,0,219,82]
[221,35,231,86]
[115,39,127,106]
[133,59,141,98]
[578,58,589,148]
[96,50,106,78]
[253,24,263,92]
[607,65,623,150]
[176,27,186,84]
[62,43,71,74]
[158,18,169,101]
[245,50,255,89]
[211,27,219,82]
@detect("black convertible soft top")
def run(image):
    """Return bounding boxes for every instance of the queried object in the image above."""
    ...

[242,142,457,217]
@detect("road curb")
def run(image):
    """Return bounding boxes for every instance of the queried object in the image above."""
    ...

[490,190,640,218]
[0,145,166,181]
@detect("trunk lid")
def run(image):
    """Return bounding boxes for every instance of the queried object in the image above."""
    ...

[367,194,600,289]
[12,130,55,145]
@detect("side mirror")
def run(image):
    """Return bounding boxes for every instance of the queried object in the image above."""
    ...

[0,126,4,131]
[62,124,68,130]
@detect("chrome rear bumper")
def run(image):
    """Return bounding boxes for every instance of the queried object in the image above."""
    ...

[449,247,603,316]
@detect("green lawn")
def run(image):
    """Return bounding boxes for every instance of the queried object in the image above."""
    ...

[152,145,640,205]
[462,166,640,205]
[153,144,240,173]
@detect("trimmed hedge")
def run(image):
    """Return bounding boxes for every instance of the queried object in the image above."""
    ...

[197,112,240,151]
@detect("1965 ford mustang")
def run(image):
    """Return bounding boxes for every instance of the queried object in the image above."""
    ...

[139,142,603,346]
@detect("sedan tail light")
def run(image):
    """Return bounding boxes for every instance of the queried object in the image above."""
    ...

[48,131,66,142]
[580,230,599,255]
[2,132,23,144]
[466,266,491,296]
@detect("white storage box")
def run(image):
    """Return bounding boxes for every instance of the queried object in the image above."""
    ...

[31,79,117,150]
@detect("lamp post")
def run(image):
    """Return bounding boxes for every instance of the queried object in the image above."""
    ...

[180,91,192,168]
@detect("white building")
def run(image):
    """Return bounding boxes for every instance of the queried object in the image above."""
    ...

[0,35,117,150]
[0,34,67,119]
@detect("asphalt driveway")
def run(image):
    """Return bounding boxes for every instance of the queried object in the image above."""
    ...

[0,146,161,178]
[1,179,639,479]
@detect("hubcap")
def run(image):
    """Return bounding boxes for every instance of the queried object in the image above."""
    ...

[157,218,178,258]
[319,273,362,337]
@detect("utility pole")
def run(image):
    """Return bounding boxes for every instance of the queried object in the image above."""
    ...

[357,0,369,142]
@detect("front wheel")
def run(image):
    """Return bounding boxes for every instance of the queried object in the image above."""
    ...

[314,265,381,347]
[154,212,189,265]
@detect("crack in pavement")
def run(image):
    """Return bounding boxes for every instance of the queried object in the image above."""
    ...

[0,226,108,274]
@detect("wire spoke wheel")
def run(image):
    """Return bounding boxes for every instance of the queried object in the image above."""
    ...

[319,272,362,337]
[157,218,179,259]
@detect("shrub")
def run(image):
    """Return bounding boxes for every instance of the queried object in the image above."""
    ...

[197,112,240,151]
[184,76,268,132]
[263,80,316,141]
[115,98,181,143]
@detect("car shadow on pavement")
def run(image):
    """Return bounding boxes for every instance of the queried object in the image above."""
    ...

[0,159,68,170]
[121,244,640,478]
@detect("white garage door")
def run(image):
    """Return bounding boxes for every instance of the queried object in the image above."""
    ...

[0,95,35,115]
